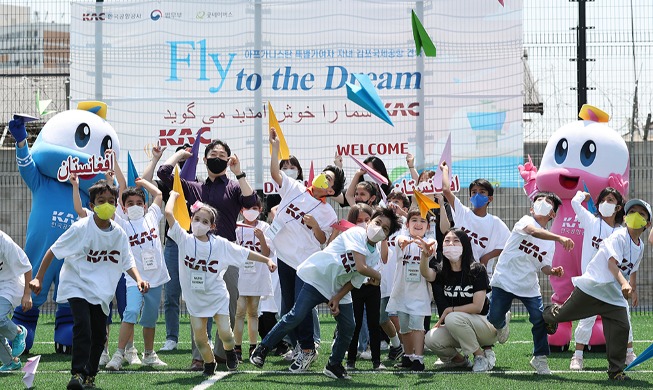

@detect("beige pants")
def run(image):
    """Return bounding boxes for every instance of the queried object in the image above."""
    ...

[234,296,261,346]
[190,314,234,363]
[424,312,497,359]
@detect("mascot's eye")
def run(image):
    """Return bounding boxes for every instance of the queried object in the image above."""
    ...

[100,136,113,155]
[74,123,91,148]
[580,140,597,167]
[554,138,568,164]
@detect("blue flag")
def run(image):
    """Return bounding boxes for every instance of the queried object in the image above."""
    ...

[583,181,597,214]
[127,152,148,202]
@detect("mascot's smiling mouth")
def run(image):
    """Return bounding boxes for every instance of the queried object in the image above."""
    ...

[559,174,579,190]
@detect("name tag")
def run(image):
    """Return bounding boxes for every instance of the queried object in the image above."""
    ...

[191,271,206,291]
[266,219,284,241]
[142,248,157,271]
[243,260,256,274]
[405,262,421,282]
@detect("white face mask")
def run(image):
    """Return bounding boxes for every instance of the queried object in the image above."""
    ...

[242,209,260,222]
[599,202,617,218]
[282,168,298,180]
[357,222,367,228]
[126,205,145,220]
[533,199,553,217]
[443,246,463,262]
[191,221,211,237]
[366,224,386,243]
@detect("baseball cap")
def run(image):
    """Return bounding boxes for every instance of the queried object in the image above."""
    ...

[624,199,652,221]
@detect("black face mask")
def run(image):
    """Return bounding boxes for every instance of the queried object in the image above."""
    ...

[206,157,228,174]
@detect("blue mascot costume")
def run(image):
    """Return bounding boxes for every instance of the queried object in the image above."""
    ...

[9,102,120,353]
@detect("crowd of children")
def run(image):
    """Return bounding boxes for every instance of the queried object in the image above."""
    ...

[0,129,650,387]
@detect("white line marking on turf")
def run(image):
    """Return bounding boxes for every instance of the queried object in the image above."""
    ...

[192,372,231,390]
[30,339,653,345]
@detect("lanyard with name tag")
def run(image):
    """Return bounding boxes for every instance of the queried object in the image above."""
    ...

[405,262,421,282]
[141,247,158,271]
[243,260,256,274]
[190,271,205,291]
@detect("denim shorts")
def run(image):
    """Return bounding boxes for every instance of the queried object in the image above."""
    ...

[122,285,163,328]
[397,311,425,334]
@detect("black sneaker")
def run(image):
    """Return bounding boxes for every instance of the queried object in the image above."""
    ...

[249,344,257,359]
[234,346,243,363]
[544,321,558,335]
[67,373,85,390]
[323,362,351,380]
[608,371,631,381]
[83,375,96,389]
[203,361,216,377]
[273,341,291,356]
[226,349,239,371]
[249,345,269,368]
[388,345,404,361]
[411,359,425,371]
[394,355,412,369]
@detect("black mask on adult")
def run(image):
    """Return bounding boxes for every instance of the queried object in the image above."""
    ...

[206,157,228,174]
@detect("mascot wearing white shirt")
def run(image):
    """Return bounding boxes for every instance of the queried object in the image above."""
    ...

[8,102,120,354]
[518,105,629,351]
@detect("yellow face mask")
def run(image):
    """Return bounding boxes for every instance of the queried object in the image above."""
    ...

[625,212,647,229]
[312,173,329,189]
[94,202,116,221]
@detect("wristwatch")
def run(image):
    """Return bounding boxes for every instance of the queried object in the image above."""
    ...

[235,172,247,180]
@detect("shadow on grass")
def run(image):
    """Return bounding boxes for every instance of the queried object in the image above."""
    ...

[236,372,399,388]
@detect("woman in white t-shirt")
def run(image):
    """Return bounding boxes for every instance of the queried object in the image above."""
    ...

[165,191,276,377]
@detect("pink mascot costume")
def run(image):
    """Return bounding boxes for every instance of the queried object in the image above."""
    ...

[518,105,629,350]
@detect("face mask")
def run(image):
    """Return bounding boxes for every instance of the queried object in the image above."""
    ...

[191,221,211,237]
[533,199,553,217]
[242,209,260,222]
[312,173,330,189]
[625,212,648,229]
[357,222,367,228]
[366,224,386,243]
[206,157,228,174]
[470,193,489,209]
[363,173,372,183]
[443,246,463,262]
[282,168,298,180]
[126,205,145,220]
[598,202,617,218]
[94,202,116,220]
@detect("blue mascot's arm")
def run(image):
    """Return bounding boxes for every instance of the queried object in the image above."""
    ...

[16,143,45,192]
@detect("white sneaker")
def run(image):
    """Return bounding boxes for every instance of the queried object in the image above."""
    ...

[289,349,317,373]
[284,343,301,362]
[159,340,178,352]
[434,356,472,368]
[105,351,124,371]
[530,355,551,375]
[99,350,110,366]
[496,312,511,344]
[360,349,372,360]
[142,352,168,367]
[484,349,496,370]
[472,355,491,372]
[380,341,389,351]
[626,351,637,365]
[569,354,583,370]
[125,347,142,365]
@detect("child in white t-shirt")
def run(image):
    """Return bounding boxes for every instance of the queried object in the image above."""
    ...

[29,180,149,389]
[234,195,273,361]
[165,191,276,376]
[0,230,31,372]
[544,199,651,381]
[386,209,437,371]
[487,192,573,375]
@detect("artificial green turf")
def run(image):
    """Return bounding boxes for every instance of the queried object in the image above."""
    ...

[1,314,653,389]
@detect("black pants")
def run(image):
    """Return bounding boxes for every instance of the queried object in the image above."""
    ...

[69,298,107,377]
[347,284,381,363]
[258,311,278,340]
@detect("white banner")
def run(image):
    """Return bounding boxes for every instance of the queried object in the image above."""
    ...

[70,0,523,190]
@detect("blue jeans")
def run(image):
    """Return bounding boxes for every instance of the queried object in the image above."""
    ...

[487,286,550,356]
[261,283,354,366]
[278,260,315,350]
[0,296,18,365]
[163,239,181,342]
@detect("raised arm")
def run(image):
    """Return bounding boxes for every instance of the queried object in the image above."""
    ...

[269,128,282,186]
[136,177,163,208]
[165,191,179,227]
[440,162,456,208]
[142,143,166,182]
[407,152,419,181]
[69,173,87,218]
[345,170,364,206]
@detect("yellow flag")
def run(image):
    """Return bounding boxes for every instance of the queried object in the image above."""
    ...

[579,104,609,123]
[173,166,191,231]
[268,102,290,160]
[413,190,440,219]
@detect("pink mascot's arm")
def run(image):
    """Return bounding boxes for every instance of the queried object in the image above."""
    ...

[518,158,539,200]
[608,173,629,196]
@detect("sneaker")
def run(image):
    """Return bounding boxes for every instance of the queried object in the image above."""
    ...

[273,341,291,356]
[609,371,631,381]
[202,362,216,377]
[360,349,372,360]
[373,361,387,371]
[394,355,412,369]
[234,346,243,363]
[626,351,637,366]
[411,359,425,371]
[226,349,239,371]
[105,351,124,371]
[67,373,85,390]
[472,355,491,372]
[283,343,300,362]
[345,361,355,371]
[249,344,257,359]
[323,362,351,380]
[83,375,96,389]
[11,325,27,357]
[125,347,142,365]
[159,339,178,352]
[569,355,583,370]
[289,349,317,373]
[530,355,552,375]
[249,345,270,368]
[189,359,204,371]
[496,312,511,344]
[388,345,404,361]
[484,350,496,370]
[0,360,22,371]
[99,350,110,366]
[142,352,168,367]
[380,341,389,351]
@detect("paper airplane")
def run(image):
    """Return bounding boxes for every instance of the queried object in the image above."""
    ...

[308,160,315,185]
[498,0,505,6]
[350,155,389,185]
[414,189,440,219]
[346,74,394,126]
[180,127,209,181]
[432,133,453,187]
[411,10,437,57]
[12,113,39,123]
[268,102,290,160]
[22,355,41,389]
[582,181,597,214]
[236,222,255,229]
[173,166,191,231]
[331,219,357,232]
[625,341,653,371]
[36,90,55,117]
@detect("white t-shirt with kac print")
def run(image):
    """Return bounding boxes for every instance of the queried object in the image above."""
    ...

[386,236,434,316]
[452,197,510,263]
[235,220,273,297]
[0,231,32,307]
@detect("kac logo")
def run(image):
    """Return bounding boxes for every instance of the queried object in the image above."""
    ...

[151,9,162,21]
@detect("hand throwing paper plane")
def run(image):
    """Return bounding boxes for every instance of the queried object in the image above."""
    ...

[345,74,394,126]
[411,10,437,57]
[268,102,291,160]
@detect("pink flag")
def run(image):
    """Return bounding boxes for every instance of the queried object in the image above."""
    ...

[331,219,357,232]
